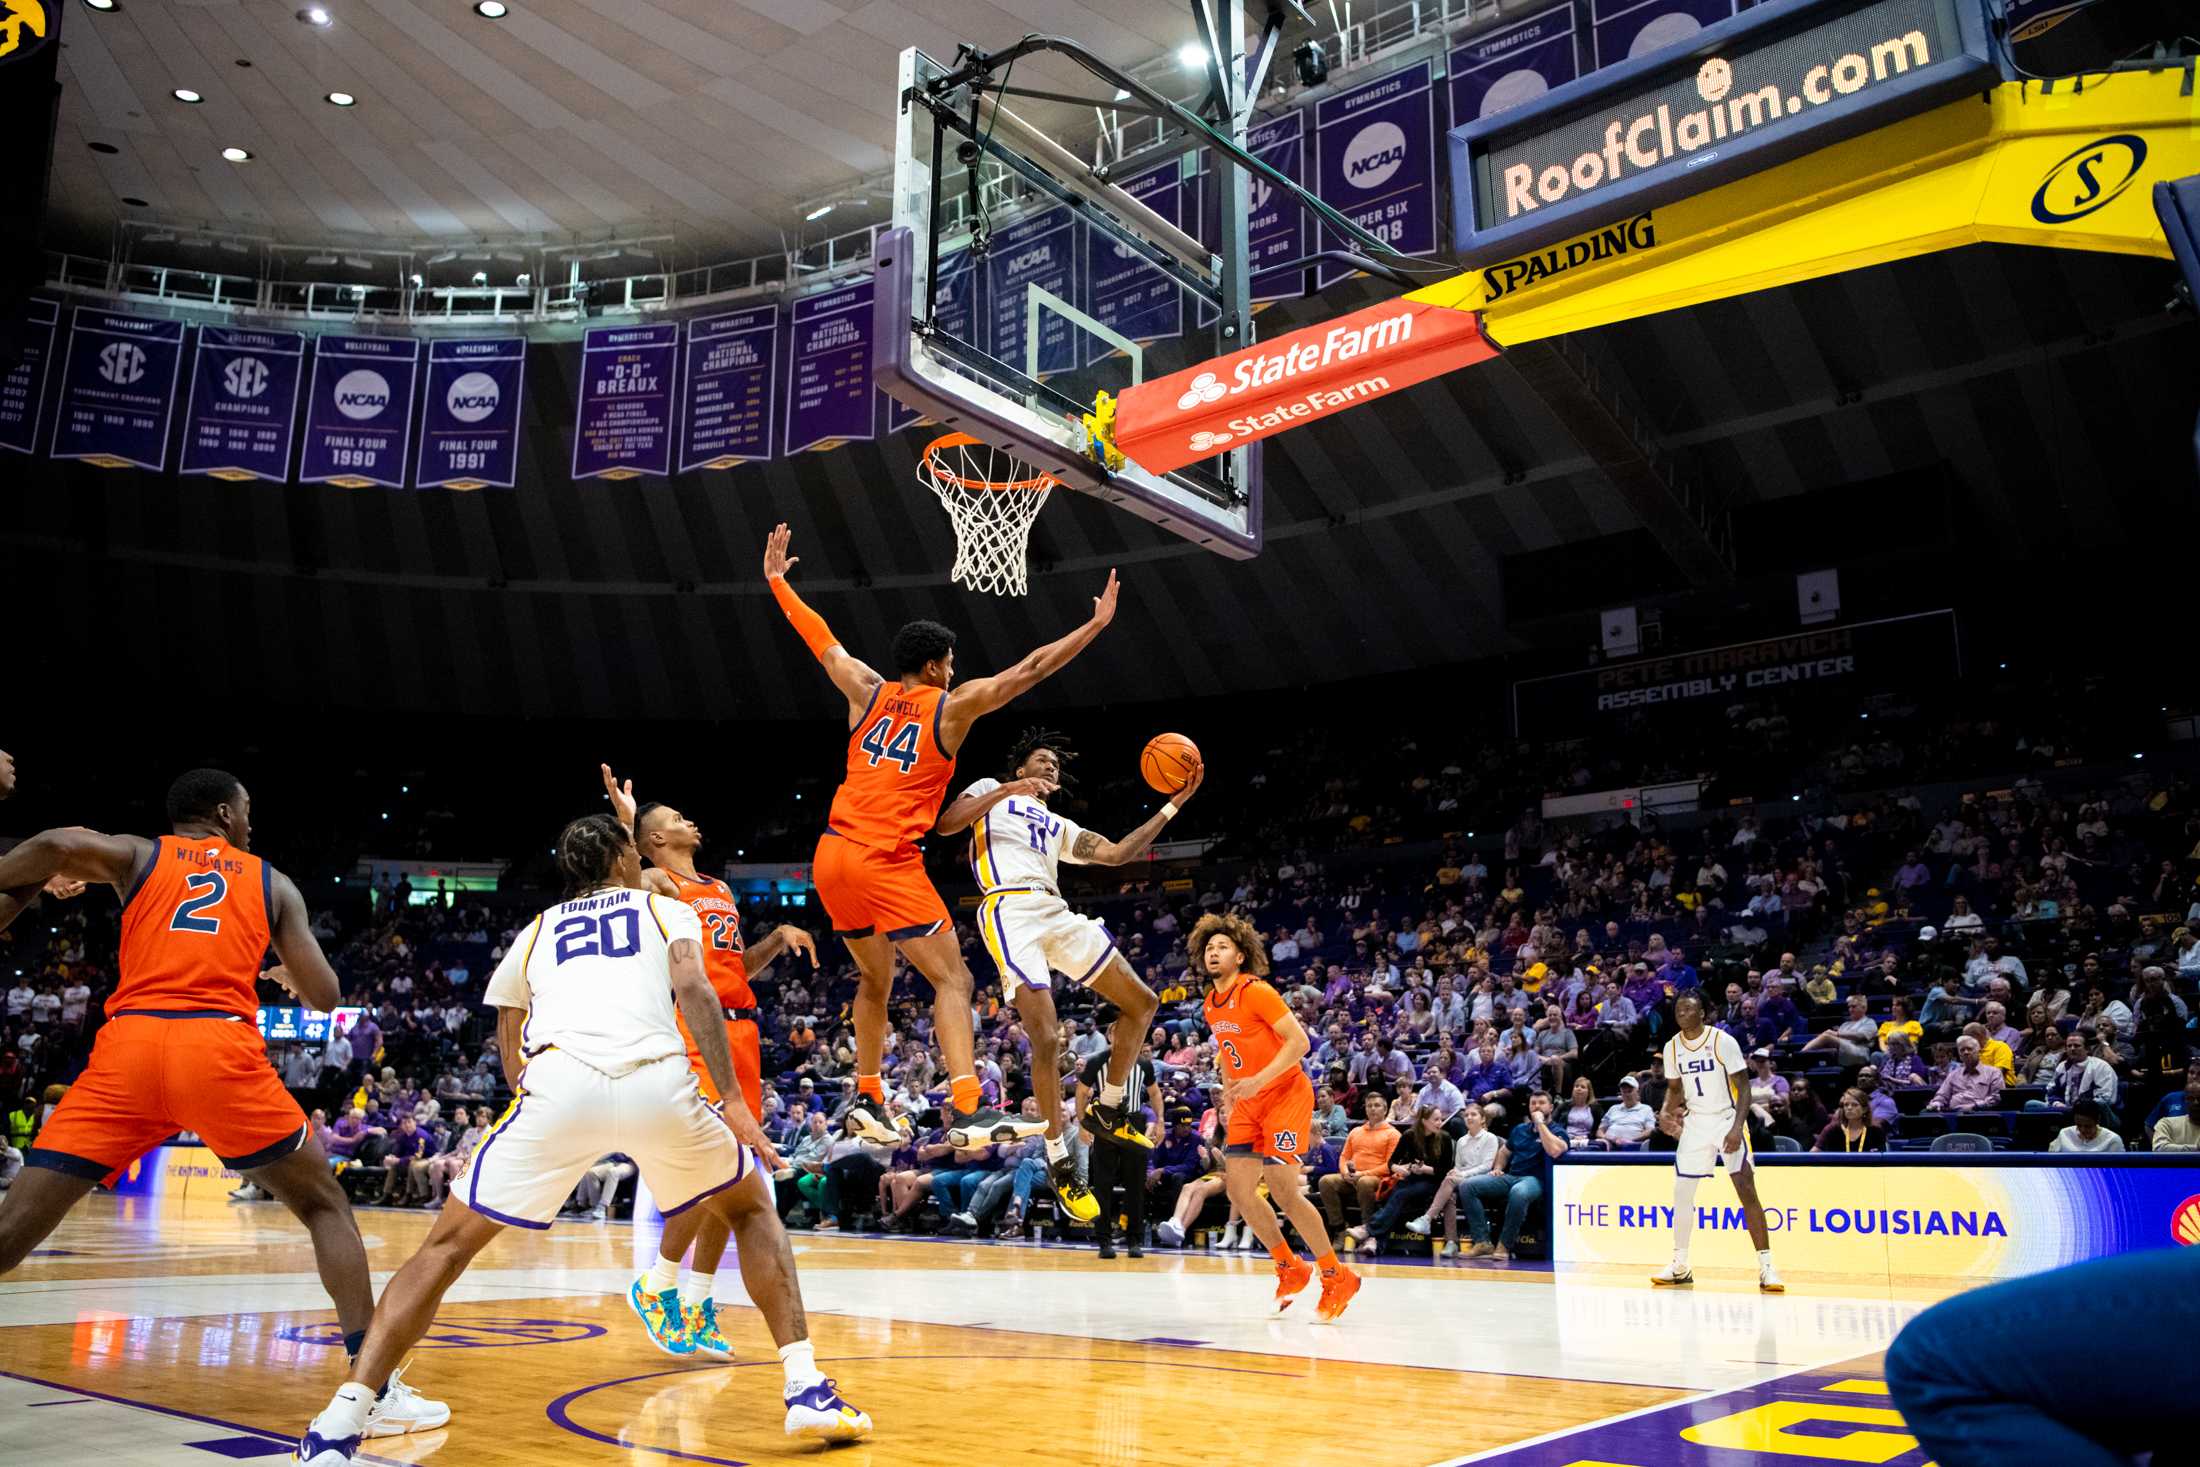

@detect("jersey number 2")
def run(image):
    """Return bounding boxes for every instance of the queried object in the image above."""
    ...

[169,871,227,935]
[553,910,641,965]
[858,716,923,774]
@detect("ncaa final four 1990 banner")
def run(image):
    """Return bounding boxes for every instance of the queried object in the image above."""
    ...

[179,326,305,481]
[1509,608,1961,737]
[1556,1154,2200,1284]
[417,338,525,490]
[300,334,420,489]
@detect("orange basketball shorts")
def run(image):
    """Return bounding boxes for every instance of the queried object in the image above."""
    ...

[30,1013,309,1183]
[1223,1071,1315,1163]
[679,1014,764,1118]
[812,832,950,942]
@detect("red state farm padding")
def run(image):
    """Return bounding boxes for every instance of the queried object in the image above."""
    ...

[1113,299,1499,476]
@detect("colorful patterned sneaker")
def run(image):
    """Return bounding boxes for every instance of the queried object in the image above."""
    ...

[362,1362,449,1436]
[784,1378,872,1442]
[684,1297,734,1362]
[295,1428,360,1465]
[627,1278,695,1357]
[1049,1157,1101,1224]
[845,1093,905,1145]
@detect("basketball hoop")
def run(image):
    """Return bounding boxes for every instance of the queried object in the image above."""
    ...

[915,432,1057,597]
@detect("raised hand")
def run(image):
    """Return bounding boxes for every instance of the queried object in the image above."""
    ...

[764,523,799,579]
[599,764,637,831]
[1090,568,1119,628]
[1006,775,1060,801]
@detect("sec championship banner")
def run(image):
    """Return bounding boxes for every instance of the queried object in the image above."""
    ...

[572,323,677,480]
[179,326,305,481]
[785,280,875,453]
[1315,59,1440,288]
[417,338,525,490]
[1085,161,1186,356]
[49,308,185,470]
[679,306,777,471]
[1451,6,1580,125]
[1246,111,1309,303]
[986,205,1081,376]
[300,334,419,488]
[1556,1155,2200,1283]
[0,295,57,455]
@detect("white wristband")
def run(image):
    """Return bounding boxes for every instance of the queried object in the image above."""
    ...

[1160,801,1179,819]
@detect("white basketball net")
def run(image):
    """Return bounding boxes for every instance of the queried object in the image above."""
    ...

[916,435,1056,597]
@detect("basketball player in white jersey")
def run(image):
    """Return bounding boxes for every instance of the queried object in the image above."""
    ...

[295,816,869,1465]
[934,730,1202,1222]
[1651,991,1783,1292]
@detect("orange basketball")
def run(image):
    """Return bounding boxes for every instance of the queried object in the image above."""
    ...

[1140,732,1200,794]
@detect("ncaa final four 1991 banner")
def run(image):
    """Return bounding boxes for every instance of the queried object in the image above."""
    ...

[1556,1154,2200,1284]
[417,338,525,490]
[180,326,305,481]
[1509,608,1961,737]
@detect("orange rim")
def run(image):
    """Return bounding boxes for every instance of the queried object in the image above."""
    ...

[920,432,1057,493]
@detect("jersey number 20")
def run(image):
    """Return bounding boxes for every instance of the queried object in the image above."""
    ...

[554,910,641,965]
[858,716,923,774]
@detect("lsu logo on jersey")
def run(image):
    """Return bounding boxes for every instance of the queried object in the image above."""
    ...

[0,1,48,64]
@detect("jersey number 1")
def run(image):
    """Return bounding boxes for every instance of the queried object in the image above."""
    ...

[858,716,923,774]
[169,870,228,935]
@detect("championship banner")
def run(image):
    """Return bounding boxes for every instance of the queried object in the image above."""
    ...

[1556,1154,2200,1284]
[572,323,677,481]
[1591,0,1736,69]
[935,245,983,347]
[1085,160,1187,358]
[785,280,876,453]
[679,306,777,471]
[179,325,305,481]
[417,337,525,490]
[985,205,1081,376]
[49,308,185,471]
[1315,59,1441,288]
[1510,609,1959,736]
[1246,110,1309,304]
[1114,296,1496,475]
[1450,5,1580,125]
[299,334,419,488]
[0,295,57,455]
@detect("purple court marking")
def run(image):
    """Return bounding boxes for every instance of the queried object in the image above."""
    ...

[546,1352,1316,1467]
[184,1436,293,1459]
[27,1248,80,1257]
[1135,1337,1209,1347]
[0,1369,408,1467]
[26,1397,90,1405]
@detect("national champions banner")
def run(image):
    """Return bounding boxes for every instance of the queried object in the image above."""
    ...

[0,295,58,456]
[179,326,305,481]
[679,305,778,471]
[1510,609,1961,737]
[572,323,677,480]
[299,334,420,488]
[785,280,876,454]
[1556,1155,2200,1283]
[1315,58,1441,288]
[1451,5,1580,125]
[49,308,185,471]
[417,338,525,490]
[1084,160,1186,357]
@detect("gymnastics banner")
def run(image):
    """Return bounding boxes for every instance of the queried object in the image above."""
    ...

[49,308,185,471]
[785,280,875,453]
[417,338,526,490]
[1590,0,1737,68]
[299,334,420,488]
[1085,160,1186,357]
[179,325,305,481]
[985,205,1081,376]
[1248,110,1308,303]
[572,323,678,480]
[1555,1153,2200,1283]
[679,305,778,471]
[1315,58,1441,287]
[1450,6,1580,125]
[0,295,57,455]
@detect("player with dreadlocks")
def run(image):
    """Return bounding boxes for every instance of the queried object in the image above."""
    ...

[935,729,1202,1224]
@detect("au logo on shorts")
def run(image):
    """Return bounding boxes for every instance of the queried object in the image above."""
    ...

[0,1,47,63]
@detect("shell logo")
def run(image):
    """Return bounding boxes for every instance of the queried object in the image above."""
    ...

[2174,1195,2200,1247]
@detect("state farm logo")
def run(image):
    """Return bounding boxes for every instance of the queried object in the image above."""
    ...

[1187,429,1233,452]
[1344,121,1407,190]
[334,368,391,420]
[1176,371,1227,412]
[222,357,269,399]
[445,370,499,423]
[98,341,146,386]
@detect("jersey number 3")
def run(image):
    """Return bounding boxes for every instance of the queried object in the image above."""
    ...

[858,716,923,774]
[169,870,228,935]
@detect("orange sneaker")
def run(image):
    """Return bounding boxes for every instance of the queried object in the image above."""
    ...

[1273,1255,1315,1313]
[1315,1265,1362,1322]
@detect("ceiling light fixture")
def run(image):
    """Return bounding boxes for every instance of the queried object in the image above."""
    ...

[326,91,356,106]
[1112,87,1131,101]
[470,271,488,285]
[83,0,117,10]
[804,203,834,221]
[303,252,338,266]
[222,146,252,162]
[298,7,331,27]
[173,88,203,104]
[342,254,373,269]
[425,249,458,265]
[1177,43,1208,67]
[474,0,507,16]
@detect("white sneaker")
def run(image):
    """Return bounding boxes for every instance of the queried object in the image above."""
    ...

[1759,1263,1785,1294]
[1155,1220,1184,1247]
[587,1205,607,1221]
[1649,1263,1694,1287]
[1404,1215,1432,1238]
[950,1211,978,1228]
[362,1363,450,1437]
[1214,1222,1240,1250]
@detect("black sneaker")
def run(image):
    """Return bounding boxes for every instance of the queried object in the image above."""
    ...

[1081,1098,1156,1149]
[945,1104,1047,1148]
[1096,1240,1116,1259]
[846,1093,908,1145]
[1127,1245,1144,1259]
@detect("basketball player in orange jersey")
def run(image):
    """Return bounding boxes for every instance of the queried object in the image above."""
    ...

[1194,912,1361,1321]
[0,769,447,1434]
[599,763,820,1357]
[764,522,1117,1146]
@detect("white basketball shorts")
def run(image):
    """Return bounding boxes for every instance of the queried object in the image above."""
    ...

[459,1048,752,1228]
[976,889,1116,998]
[1676,1110,1753,1179]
